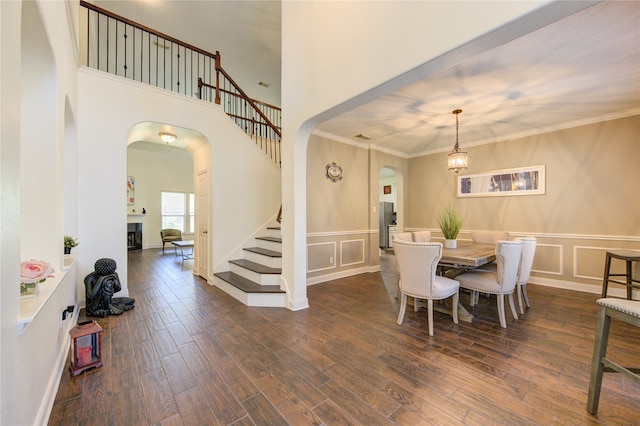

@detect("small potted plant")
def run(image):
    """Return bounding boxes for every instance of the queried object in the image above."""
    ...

[438,204,463,249]
[64,235,79,255]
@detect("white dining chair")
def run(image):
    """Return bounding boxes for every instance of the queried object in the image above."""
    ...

[393,232,413,242]
[515,237,537,314]
[411,231,432,242]
[456,240,523,328]
[471,231,509,299]
[394,240,460,336]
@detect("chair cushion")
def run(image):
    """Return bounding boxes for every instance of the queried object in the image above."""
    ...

[432,276,460,299]
[456,270,503,294]
[163,236,182,242]
[597,298,640,317]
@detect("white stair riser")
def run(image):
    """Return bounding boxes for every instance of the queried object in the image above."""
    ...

[247,292,286,307]
[256,239,282,252]
[244,251,282,268]
[266,228,282,238]
[213,277,285,308]
[229,264,280,286]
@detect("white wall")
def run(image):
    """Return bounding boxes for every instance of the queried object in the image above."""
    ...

[127,147,195,248]
[1,1,80,425]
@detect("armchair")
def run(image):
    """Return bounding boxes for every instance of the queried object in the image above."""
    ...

[160,229,182,252]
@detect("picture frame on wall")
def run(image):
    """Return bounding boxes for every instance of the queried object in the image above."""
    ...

[457,165,545,198]
[383,185,392,194]
[127,176,135,205]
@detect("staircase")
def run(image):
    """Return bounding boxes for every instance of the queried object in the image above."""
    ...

[213,226,286,307]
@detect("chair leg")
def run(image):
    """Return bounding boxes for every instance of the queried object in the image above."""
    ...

[587,305,611,414]
[517,284,525,315]
[497,295,507,328]
[397,294,408,325]
[452,292,459,325]
[162,241,165,252]
[427,299,434,336]
[508,292,519,320]
[522,283,531,308]
[414,297,420,312]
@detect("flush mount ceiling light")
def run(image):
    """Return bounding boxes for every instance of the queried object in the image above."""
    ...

[447,109,468,173]
[159,132,176,144]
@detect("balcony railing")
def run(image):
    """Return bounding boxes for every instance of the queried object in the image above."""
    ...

[79,0,281,167]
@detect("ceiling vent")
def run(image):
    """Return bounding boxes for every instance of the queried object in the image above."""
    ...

[354,133,372,140]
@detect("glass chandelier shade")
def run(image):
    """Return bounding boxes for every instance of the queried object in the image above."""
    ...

[448,109,468,173]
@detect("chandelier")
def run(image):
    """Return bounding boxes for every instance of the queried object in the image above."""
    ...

[447,109,468,173]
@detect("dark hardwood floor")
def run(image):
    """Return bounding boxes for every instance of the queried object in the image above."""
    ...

[49,249,640,425]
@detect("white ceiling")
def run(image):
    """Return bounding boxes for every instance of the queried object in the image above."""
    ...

[101,1,639,156]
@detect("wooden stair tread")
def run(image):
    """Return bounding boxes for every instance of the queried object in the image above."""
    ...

[229,259,281,274]
[256,236,282,243]
[243,247,282,258]
[266,226,281,231]
[214,272,284,293]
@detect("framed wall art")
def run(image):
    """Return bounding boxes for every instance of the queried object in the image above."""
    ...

[457,165,545,198]
[383,185,391,194]
[127,176,135,205]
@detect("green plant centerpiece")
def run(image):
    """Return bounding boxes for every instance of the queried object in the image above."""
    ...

[64,235,79,254]
[438,204,463,249]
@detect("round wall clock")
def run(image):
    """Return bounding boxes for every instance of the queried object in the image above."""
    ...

[326,162,343,182]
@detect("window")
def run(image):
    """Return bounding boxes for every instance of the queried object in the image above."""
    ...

[161,191,194,233]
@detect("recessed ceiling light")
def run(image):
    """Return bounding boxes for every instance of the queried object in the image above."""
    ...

[159,132,176,144]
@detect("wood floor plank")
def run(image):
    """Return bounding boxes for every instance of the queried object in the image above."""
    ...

[318,379,394,425]
[161,352,197,395]
[151,328,179,358]
[112,387,148,425]
[241,392,289,426]
[139,369,179,424]
[196,370,247,425]
[174,386,220,426]
[312,399,359,426]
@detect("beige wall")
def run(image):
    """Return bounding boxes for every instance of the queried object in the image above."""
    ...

[307,116,640,295]
[407,115,639,236]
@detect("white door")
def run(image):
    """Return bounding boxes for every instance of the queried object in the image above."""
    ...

[197,170,209,279]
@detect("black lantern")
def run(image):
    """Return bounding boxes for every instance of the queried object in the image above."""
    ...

[69,320,103,376]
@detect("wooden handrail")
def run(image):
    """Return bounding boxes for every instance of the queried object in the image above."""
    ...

[80,1,217,60]
[214,66,282,138]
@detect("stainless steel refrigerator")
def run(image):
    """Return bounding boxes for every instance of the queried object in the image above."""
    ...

[379,202,394,248]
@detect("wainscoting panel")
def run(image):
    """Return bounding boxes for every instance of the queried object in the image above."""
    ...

[307,242,337,273]
[574,245,639,281]
[532,243,563,276]
[340,239,365,267]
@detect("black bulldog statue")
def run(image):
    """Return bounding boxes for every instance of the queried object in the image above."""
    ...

[84,258,135,317]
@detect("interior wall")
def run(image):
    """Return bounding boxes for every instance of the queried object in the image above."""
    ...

[127,146,195,249]
[1,1,80,425]
[306,135,371,280]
